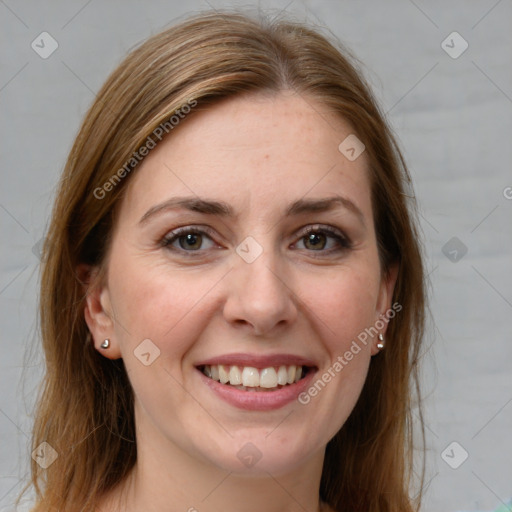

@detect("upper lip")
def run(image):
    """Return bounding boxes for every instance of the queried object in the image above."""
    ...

[195,353,318,370]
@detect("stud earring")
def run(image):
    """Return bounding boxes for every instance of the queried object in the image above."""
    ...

[377,333,385,350]
[100,339,110,349]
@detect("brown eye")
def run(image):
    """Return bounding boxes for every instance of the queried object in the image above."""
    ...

[162,227,217,252]
[303,232,327,250]
[178,232,203,250]
[294,226,352,254]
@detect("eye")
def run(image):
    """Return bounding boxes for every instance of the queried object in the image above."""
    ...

[160,224,351,256]
[293,225,352,253]
[161,227,218,252]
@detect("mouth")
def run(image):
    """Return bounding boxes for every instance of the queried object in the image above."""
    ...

[196,364,314,392]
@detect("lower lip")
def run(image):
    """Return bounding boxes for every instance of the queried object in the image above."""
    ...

[196,368,317,411]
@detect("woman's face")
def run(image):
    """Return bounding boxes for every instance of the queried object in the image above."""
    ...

[86,91,396,476]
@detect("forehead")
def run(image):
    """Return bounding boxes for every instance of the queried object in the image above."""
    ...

[119,91,372,224]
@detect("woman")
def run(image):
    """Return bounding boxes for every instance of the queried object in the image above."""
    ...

[25,10,426,512]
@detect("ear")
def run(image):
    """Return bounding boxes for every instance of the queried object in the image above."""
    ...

[371,262,399,355]
[78,264,122,360]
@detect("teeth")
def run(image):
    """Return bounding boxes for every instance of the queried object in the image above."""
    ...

[242,367,260,387]
[219,364,229,384]
[201,364,307,389]
[287,365,296,384]
[277,365,288,385]
[229,366,242,385]
[259,367,278,388]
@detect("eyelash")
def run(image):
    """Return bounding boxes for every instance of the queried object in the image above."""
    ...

[160,224,352,256]
[294,225,352,253]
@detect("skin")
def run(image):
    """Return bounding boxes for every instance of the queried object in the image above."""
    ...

[84,90,397,512]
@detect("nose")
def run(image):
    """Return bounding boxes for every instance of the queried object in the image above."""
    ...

[222,249,298,337]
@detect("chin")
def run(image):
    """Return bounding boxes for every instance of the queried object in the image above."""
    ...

[196,432,317,476]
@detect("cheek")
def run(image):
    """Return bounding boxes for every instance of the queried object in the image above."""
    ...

[107,252,224,357]
[297,265,380,351]
[291,267,379,442]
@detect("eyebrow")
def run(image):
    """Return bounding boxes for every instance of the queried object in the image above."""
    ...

[139,195,365,226]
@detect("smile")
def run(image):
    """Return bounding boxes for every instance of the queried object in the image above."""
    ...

[199,364,310,391]
[196,363,317,411]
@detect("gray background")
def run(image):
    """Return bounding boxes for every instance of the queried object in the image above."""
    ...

[1,1,511,511]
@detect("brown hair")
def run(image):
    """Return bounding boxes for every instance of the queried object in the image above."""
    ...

[25,10,426,512]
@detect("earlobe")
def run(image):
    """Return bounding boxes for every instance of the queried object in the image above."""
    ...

[80,265,122,360]
[371,263,399,355]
